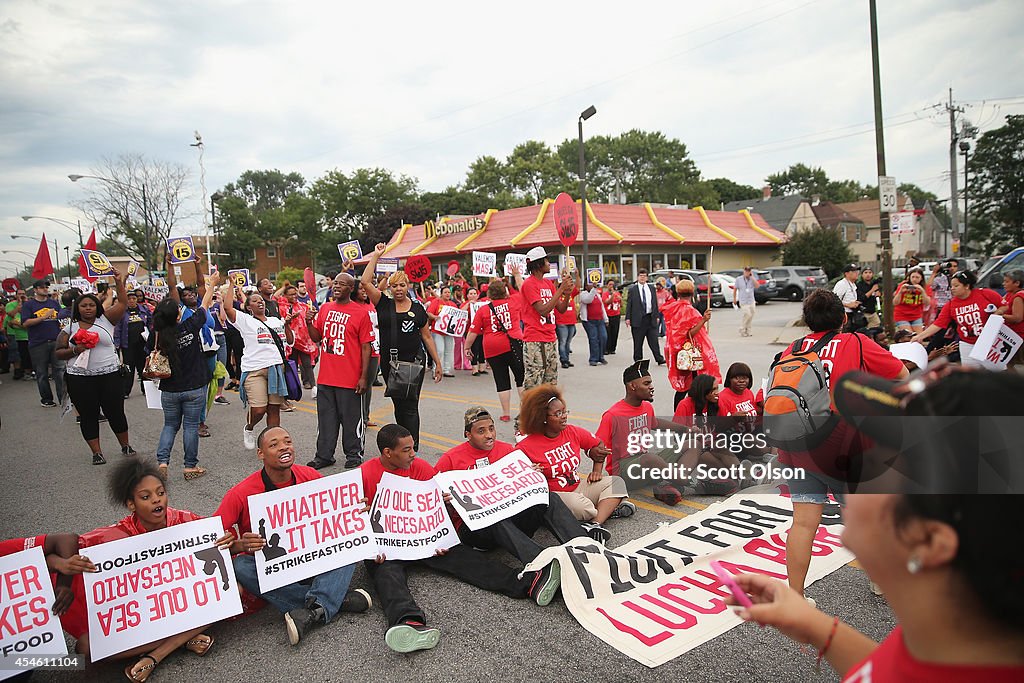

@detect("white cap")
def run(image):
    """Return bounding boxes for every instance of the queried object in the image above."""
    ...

[525,246,547,262]
[889,342,928,371]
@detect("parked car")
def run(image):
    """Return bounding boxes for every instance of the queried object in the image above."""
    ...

[718,269,778,304]
[766,266,828,301]
[711,274,735,308]
[975,247,1024,294]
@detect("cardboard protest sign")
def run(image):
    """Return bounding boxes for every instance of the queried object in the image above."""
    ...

[227,269,252,289]
[126,260,139,277]
[503,253,527,277]
[969,315,1023,370]
[0,547,68,680]
[83,518,242,661]
[79,250,114,279]
[337,240,363,263]
[558,254,577,273]
[247,470,379,593]
[70,277,91,292]
[433,451,549,531]
[375,257,399,274]
[142,285,168,303]
[432,305,468,336]
[523,494,852,667]
[166,236,196,265]
[126,277,139,290]
[586,267,603,286]
[472,251,496,277]
[404,255,432,283]
[369,472,458,561]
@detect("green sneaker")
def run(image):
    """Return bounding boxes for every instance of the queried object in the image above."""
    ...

[384,621,441,653]
[528,561,561,606]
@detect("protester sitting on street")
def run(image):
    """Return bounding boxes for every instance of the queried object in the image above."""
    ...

[0,533,87,632]
[662,279,720,404]
[56,268,136,466]
[516,385,633,531]
[215,426,370,647]
[913,270,1003,367]
[464,278,524,422]
[362,424,560,654]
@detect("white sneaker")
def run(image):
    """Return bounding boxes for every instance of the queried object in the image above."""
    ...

[805,596,817,608]
[869,581,883,596]
[243,426,256,450]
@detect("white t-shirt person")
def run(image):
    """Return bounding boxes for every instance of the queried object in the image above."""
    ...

[231,309,288,372]
[833,276,859,309]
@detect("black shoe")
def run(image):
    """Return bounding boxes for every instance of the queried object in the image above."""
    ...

[40,400,57,407]
[284,607,321,646]
[98,412,108,422]
[656,359,666,366]
[123,393,130,399]
[344,459,362,469]
[92,453,107,465]
[306,459,336,470]
[384,621,440,653]
[598,359,608,365]
[581,522,611,544]
[589,362,598,366]
[121,445,138,457]
[527,563,561,606]
[605,351,615,355]
[560,362,569,369]
[372,379,383,387]
[340,588,372,613]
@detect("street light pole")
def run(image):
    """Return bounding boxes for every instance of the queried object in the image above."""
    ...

[21,216,83,250]
[959,140,970,256]
[578,105,597,270]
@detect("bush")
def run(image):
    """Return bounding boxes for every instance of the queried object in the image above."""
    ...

[275,267,304,288]
[782,227,856,279]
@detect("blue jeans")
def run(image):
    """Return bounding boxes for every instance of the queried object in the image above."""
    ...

[582,319,608,364]
[157,386,206,467]
[232,554,354,621]
[556,324,576,364]
[29,341,65,403]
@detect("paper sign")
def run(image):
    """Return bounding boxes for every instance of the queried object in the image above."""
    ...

[126,260,139,276]
[126,277,139,289]
[544,264,559,279]
[143,380,162,410]
[559,254,577,273]
[0,546,68,679]
[83,518,243,661]
[586,268,603,286]
[166,236,196,264]
[227,269,251,289]
[337,240,363,263]
[246,470,378,593]
[432,304,468,336]
[370,472,459,561]
[142,285,168,303]
[890,211,915,234]
[151,278,166,287]
[472,251,497,277]
[434,451,550,531]
[503,253,527,277]
[375,257,399,274]
[80,250,114,278]
[969,315,1023,370]
[71,277,92,293]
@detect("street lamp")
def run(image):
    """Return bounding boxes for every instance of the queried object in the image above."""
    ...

[21,215,83,249]
[578,104,597,271]
[959,140,970,255]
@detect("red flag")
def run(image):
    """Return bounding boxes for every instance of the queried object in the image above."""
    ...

[78,228,98,282]
[31,233,53,280]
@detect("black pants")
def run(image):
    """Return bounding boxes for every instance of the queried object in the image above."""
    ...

[293,349,315,387]
[606,316,620,353]
[13,339,29,378]
[380,361,423,451]
[224,327,244,380]
[487,344,524,394]
[65,371,129,442]
[456,494,586,564]
[631,315,664,363]
[361,356,379,425]
[122,342,147,396]
[470,336,485,365]
[314,384,363,465]
[364,545,532,628]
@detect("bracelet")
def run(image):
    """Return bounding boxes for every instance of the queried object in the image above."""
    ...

[814,616,840,672]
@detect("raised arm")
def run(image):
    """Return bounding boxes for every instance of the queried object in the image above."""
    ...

[103,268,129,326]
[164,253,180,304]
[201,271,220,310]
[361,243,386,306]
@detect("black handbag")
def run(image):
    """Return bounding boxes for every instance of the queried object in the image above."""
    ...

[383,302,425,401]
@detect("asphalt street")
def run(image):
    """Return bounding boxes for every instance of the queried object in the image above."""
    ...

[0,301,897,682]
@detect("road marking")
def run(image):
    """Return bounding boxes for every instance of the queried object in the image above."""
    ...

[418,389,601,422]
[631,497,688,519]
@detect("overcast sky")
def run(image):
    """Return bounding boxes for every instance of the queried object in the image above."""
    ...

[1,0,1021,275]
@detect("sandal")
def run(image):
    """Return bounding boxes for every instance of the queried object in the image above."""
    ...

[198,424,211,438]
[124,654,158,682]
[184,466,207,481]
[185,633,215,656]
[92,453,107,465]
[157,464,168,481]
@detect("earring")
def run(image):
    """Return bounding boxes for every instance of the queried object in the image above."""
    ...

[907,556,922,574]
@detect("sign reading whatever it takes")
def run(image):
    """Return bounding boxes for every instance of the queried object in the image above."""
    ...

[424,216,485,240]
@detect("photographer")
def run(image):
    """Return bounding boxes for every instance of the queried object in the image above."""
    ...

[855,267,881,328]
[928,259,957,320]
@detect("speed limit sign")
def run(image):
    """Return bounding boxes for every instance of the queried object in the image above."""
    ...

[878,176,897,214]
[166,236,196,264]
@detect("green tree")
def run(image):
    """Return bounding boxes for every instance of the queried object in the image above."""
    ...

[782,227,856,279]
[706,177,759,205]
[504,141,572,203]
[359,202,433,256]
[419,187,493,218]
[767,163,830,198]
[312,168,419,240]
[967,114,1024,253]
[464,155,508,198]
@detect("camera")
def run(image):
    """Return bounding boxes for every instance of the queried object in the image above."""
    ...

[96,282,109,293]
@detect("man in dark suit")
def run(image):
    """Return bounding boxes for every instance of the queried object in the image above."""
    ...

[625,269,665,364]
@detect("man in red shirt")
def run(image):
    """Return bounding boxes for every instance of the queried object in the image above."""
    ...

[579,281,608,366]
[362,424,561,653]
[519,247,574,389]
[215,426,370,646]
[555,273,580,369]
[305,272,373,470]
[436,406,595,553]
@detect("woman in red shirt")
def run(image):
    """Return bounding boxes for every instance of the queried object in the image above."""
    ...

[603,281,622,355]
[516,385,633,537]
[662,280,721,404]
[464,279,523,422]
[277,284,318,389]
[461,287,488,375]
[913,271,1003,366]
[427,287,457,377]
[892,269,931,332]
[996,270,1024,367]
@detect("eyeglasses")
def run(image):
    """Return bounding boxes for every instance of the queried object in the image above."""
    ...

[547,409,570,418]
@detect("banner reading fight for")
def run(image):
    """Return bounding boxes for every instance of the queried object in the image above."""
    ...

[471,251,496,277]
[969,315,1023,370]
[0,547,67,680]
[503,253,527,276]
[434,451,549,531]
[523,494,852,667]
[83,518,243,661]
[79,250,114,279]
[247,470,379,593]
[432,305,468,336]
[370,473,458,561]
[227,269,251,289]
[166,236,196,265]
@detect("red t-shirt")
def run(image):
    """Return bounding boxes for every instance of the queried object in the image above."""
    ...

[314,301,372,388]
[604,291,622,317]
[893,283,929,322]
[360,457,437,505]
[215,465,322,538]
[517,424,600,492]
[595,400,655,476]
[934,288,1003,344]
[436,440,517,472]
[1000,290,1024,336]
[842,625,1024,682]
[718,388,758,417]
[470,300,520,357]
[554,288,579,326]
[784,332,905,394]
[0,535,46,557]
[585,291,605,321]
[357,300,380,358]
[520,275,558,342]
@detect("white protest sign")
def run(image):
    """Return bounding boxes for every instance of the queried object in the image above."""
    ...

[969,315,1023,370]
[523,494,852,668]
[558,254,577,273]
[369,472,458,561]
[375,257,399,274]
[0,547,68,680]
[503,253,527,277]
[227,269,251,289]
[71,278,93,293]
[142,285,168,303]
[432,304,468,336]
[434,451,549,531]
[143,380,162,410]
[472,251,497,277]
[247,470,378,593]
[83,518,242,661]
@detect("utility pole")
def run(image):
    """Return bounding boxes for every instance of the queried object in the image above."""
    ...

[869,0,894,334]
[947,88,962,255]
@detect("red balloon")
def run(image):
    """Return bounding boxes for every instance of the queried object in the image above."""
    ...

[553,192,579,247]
[405,255,432,283]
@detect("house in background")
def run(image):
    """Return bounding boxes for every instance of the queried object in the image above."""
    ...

[811,200,870,261]
[836,195,944,263]
[724,187,818,237]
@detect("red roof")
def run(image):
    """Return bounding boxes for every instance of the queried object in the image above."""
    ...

[380,202,784,260]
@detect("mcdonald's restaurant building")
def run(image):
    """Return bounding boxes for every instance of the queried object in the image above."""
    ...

[380,200,786,282]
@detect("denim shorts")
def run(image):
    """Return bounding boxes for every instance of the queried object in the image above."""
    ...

[894,318,923,328]
[787,468,847,505]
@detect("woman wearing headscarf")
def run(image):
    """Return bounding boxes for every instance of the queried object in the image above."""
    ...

[662,279,721,407]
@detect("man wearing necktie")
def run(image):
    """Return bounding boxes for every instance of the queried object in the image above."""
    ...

[625,269,665,365]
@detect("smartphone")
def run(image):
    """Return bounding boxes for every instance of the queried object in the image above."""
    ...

[710,560,753,608]
[96,282,109,293]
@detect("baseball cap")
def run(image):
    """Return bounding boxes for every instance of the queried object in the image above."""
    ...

[32,279,50,288]
[842,263,861,273]
[464,405,492,431]
[525,247,547,262]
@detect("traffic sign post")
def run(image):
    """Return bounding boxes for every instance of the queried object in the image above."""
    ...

[878,175,897,214]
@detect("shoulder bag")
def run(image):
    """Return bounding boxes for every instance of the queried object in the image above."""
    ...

[383,301,425,401]
[488,301,523,361]
[266,322,303,402]
[675,332,705,372]
[142,331,172,379]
